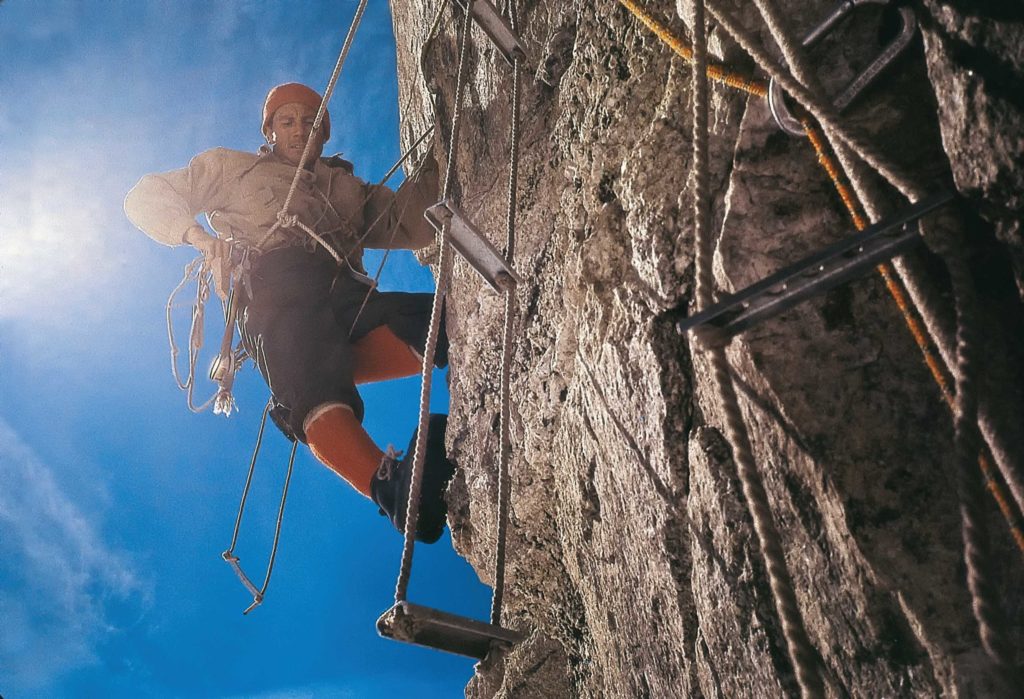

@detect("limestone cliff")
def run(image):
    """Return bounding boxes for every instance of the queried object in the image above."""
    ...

[388,1,1024,696]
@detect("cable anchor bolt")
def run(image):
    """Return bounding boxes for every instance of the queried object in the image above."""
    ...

[768,0,917,136]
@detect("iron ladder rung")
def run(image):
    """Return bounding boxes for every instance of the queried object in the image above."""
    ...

[377,601,525,660]
[454,0,528,65]
[425,199,522,293]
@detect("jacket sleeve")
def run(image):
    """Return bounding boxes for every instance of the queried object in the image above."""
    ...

[360,159,440,250]
[124,148,229,246]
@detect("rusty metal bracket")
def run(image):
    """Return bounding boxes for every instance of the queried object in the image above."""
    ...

[678,191,955,340]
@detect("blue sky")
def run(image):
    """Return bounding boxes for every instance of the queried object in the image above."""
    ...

[0,1,492,696]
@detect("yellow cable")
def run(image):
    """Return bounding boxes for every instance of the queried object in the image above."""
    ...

[618,0,1024,555]
[617,0,767,97]
[803,119,1024,555]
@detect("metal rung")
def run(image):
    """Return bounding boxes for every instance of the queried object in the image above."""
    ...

[425,199,522,293]
[454,0,528,65]
[678,191,955,339]
[377,601,525,660]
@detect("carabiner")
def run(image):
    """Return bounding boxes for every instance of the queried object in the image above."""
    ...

[768,0,917,136]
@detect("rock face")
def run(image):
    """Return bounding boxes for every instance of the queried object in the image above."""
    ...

[388,1,1023,696]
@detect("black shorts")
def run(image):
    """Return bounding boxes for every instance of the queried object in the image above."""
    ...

[238,247,447,442]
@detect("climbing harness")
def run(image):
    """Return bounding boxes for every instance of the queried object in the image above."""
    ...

[221,400,298,615]
[679,191,955,341]
[376,0,526,660]
[767,0,917,136]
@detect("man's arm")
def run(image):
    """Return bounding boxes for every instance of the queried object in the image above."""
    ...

[124,149,229,247]
[361,155,440,250]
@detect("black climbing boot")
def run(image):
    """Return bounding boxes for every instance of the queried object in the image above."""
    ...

[371,414,454,544]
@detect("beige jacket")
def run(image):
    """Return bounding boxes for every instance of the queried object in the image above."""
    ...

[124,147,437,261]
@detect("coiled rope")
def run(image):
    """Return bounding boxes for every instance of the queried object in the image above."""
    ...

[166,256,217,413]
[688,1,825,696]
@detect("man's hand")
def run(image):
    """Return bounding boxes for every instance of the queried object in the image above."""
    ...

[184,226,231,300]
[184,225,227,260]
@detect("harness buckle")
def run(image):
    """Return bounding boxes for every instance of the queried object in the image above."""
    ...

[768,0,917,136]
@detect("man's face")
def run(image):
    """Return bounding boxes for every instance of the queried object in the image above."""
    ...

[270,102,324,167]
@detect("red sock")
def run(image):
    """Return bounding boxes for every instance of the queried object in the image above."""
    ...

[353,326,422,384]
[304,403,383,498]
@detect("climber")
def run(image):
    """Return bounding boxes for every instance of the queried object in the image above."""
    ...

[124,82,454,543]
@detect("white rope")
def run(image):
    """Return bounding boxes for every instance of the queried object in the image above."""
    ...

[279,0,369,220]
[736,0,1019,682]
[491,0,521,629]
[689,2,824,696]
[395,2,475,604]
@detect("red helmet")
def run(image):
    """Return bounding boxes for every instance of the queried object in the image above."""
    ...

[261,82,330,141]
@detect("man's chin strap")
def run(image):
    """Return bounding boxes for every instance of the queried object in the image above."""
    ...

[304,402,383,498]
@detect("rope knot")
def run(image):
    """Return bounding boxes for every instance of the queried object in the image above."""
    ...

[276,211,299,228]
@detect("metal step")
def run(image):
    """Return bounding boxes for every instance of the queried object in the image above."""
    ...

[678,192,955,340]
[425,199,522,293]
[377,601,525,660]
[454,0,527,65]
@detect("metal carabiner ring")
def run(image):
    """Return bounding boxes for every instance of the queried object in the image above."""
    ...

[768,0,917,136]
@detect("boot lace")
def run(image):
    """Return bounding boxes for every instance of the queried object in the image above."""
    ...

[376,445,402,481]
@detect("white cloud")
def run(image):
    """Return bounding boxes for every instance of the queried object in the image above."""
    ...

[224,685,357,699]
[0,417,151,692]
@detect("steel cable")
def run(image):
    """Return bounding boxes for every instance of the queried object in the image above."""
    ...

[689,1,824,696]
[490,0,521,629]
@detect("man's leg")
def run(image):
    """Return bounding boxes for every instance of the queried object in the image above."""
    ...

[352,325,423,384]
[304,402,383,497]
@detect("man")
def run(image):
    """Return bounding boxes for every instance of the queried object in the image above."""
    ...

[125,82,453,543]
